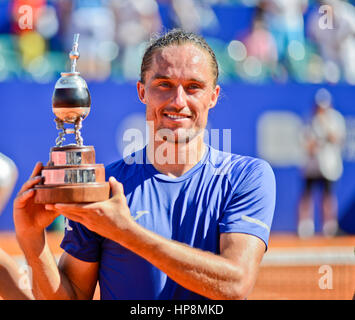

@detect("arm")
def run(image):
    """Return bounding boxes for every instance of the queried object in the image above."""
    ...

[0,248,33,300]
[114,227,264,300]
[52,177,267,300]
[17,232,98,300]
[13,162,98,300]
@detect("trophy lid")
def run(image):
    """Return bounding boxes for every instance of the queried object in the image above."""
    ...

[54,33,88,90]
[69,33,80,74]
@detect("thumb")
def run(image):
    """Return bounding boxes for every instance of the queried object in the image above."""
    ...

[109,176,124,197]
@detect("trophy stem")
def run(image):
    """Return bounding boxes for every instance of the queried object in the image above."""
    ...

[54,117,84,147]
[74,117,84,146]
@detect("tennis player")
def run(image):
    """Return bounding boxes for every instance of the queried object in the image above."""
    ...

[13,29,276,300]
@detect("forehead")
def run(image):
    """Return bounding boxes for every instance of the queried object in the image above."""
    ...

[148,44,213,82]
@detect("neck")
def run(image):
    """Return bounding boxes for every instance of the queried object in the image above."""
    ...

[147,133,206,178]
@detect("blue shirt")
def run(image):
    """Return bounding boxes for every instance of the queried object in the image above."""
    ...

[60,145,276,300]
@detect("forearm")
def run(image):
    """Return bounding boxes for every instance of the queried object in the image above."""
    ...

[17,231,76,300]
[0,249,33,300]
[117,225,246,300]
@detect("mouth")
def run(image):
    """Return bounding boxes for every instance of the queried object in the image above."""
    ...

[163,112,192,121]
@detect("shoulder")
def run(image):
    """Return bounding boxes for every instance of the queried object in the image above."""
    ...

[331,109,346,125]
[207,146,275,192]
[330,108,344,119]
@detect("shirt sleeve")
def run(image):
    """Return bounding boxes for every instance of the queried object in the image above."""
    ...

[60,218,102,262]
[219,158,276,250]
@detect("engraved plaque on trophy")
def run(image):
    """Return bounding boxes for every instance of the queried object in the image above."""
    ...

[34,34,110,203]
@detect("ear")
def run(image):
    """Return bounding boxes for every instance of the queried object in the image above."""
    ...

[209,84,220,109]
[137,81,146,104]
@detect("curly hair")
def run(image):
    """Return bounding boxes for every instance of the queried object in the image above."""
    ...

[140,29,219,86]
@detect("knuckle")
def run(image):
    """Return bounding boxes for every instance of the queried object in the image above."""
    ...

[93,207,104,217]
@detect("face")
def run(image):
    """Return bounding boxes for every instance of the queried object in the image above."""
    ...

[137,43,220,144]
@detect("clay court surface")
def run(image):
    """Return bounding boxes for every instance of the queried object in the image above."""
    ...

[0,232,354,300]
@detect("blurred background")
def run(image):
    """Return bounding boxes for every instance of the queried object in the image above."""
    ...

[0,0,354,299]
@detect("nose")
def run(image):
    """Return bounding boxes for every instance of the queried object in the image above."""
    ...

[172,85,188,109]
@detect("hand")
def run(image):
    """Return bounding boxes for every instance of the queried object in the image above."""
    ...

[46,177,135,243]
[13,162,60,238]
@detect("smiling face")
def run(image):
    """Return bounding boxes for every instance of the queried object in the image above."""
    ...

[137,43,220,144]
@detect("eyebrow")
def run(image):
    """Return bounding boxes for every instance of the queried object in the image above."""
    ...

[151,74,207,85]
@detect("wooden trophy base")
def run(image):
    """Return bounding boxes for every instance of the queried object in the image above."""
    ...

[34,145,110,204]
[34,183,110,203]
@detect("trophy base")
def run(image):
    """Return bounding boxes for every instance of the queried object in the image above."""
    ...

[34,182,110,204]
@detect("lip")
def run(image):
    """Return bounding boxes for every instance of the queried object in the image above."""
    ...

[162,112,192,121]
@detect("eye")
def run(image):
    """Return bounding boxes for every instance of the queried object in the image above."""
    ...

[187,83,202,91]
[158,81,172,88]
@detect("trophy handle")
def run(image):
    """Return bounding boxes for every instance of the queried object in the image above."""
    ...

[55,117,66,147]
[74,117,83,146]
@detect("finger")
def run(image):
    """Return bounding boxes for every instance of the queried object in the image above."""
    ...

[54,203,90,212]
[18,176,43,195]
[45,209,61,221]
[29,162,43,179]
[53,204,98,221]
[45,204,55,211]
[109,176,124,197]
[60,211,84,225]
[14,189,35,208]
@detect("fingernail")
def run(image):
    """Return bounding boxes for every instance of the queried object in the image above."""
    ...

[31,176,43,183]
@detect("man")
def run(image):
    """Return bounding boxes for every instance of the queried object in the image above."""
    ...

[13,29,276,300]
[298,88,346,238]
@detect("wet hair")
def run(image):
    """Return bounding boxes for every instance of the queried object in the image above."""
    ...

[140,29,219,86]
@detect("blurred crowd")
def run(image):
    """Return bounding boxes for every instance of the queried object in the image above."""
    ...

[0,0,355,84]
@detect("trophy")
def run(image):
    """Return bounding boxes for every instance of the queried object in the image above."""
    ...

[34,34,110,203]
